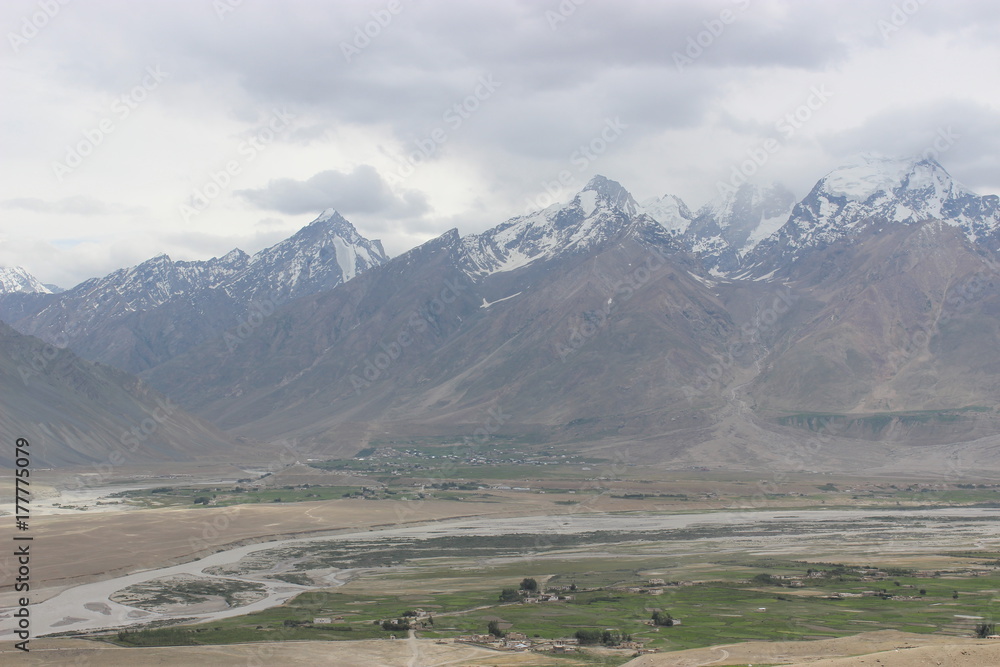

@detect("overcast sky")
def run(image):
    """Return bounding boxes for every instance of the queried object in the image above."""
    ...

[3,0,1000,288]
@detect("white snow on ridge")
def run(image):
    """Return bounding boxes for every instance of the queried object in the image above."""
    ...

[332,236,357,283]
[575,190,599,217]
[462,177,641,278]
[480,292,522,308]
[687,271,716,288]
[641,194,693,235]
[0,266,51,294]
[483,248,542,276]
[742,212,790,253]
[821,153,916,201]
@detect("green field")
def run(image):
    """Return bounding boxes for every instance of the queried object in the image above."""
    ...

[110,484,368,508]
[100,548,1000,653]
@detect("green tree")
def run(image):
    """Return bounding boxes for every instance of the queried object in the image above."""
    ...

[520,577,538,592]
[381,620,409,631]
[575,629,602,645]
[975,623,996,638]
[651,611,674,627]
[499,587,520,602]
[487,620,504,638]
[601,629,624,646]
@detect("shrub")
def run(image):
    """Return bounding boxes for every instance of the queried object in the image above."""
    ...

[499,588,520,602]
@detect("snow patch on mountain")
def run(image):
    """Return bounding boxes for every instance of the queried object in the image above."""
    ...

[742,212,791,254]
[821,153,915,201]
[0,266,51,294]
[681,182,796,274]
[480,292,522,308]
[641,194,693,235]
[576,190,599,217]
[741,153,1000,277]
[18,209,387,337]
[461,175,645,278]
[332,236,357,282]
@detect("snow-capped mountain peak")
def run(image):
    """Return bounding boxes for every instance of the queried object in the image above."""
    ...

[577,175,640,217]
[819,153,928,202]
[679,182,796,274]
[741,154,1000,277]
[641,194,693,235]
[461,177,647,278]
[0,266,51,294]
[12,210,389,372]
[220,248,250,265]
[315,207,340,222]
[304,208,358,235]
[246,209,387,286]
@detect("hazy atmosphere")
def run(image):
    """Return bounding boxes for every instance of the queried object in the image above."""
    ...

[5,2,1000,665]
[3,0,1000,287]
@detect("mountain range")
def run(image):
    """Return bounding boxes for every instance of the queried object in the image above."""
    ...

[4,153,1000,472]
[5,210,386,374]
[0,320,239,467]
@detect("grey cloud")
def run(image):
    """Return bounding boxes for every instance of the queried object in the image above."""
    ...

[236,165,429,218]
[6,0,1000,289]
[28,1,856,137]
[819,101,1000,192]
[1,196,144,216]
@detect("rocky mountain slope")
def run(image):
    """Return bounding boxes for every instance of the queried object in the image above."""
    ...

[743,154,1000,277]
[143,178,740,453]
[0,321,241,467]
[7,155,1000,472]
[5,210,386,373]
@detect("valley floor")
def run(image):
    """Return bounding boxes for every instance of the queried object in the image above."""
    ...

[3,631,1000,666]
[3,466,1000,665]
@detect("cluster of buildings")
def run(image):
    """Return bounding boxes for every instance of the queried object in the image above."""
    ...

[453,633,658,655]
[611,577,695,596]
[520,593,571,603]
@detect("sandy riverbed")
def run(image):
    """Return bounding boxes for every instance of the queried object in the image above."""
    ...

[3,506,998,638]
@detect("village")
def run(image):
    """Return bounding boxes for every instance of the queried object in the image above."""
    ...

[368,578,675,657]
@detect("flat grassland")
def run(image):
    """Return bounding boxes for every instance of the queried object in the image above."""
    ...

[3,463,1000,666]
